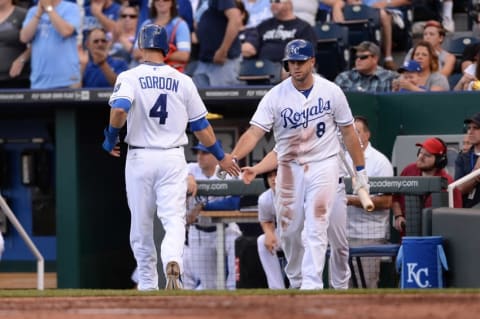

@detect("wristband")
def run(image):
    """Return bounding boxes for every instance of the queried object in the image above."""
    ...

[206,140,225,161]
[106,125,120,137]
[394,215,404,220]
[355,165,365,171]
[102,125,120,152]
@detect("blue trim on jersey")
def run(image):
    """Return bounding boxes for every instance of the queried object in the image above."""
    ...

[190,117,209,132]
[111,98,131,112]
[298,86,313,98]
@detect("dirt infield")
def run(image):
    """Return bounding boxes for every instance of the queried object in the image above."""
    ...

[0,292,479,319]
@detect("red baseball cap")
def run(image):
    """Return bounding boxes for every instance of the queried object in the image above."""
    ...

[415,137,446,155]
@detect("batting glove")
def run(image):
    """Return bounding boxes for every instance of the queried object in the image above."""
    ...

[102,125,120,152]
[353,168,370,195]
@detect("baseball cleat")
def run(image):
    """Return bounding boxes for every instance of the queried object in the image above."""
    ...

[165,261,181,290]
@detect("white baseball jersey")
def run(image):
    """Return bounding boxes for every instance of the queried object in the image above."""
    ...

[109,63,208,148]
[250,74,354,164]
[258,188,276,223]
[346,143,394,239]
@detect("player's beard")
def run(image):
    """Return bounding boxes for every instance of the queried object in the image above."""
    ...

[291,69,311,85]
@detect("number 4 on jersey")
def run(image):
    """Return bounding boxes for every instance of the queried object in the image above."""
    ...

[149,93,168,124]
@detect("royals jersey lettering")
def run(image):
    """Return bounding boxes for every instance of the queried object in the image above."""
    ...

[250,74,354,164]
[109,63,208,148]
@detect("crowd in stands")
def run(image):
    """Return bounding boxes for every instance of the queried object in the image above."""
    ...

[1,0,479,91]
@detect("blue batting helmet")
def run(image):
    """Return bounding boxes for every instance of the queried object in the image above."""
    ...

[138,24,169,55]
[282,39,315,71]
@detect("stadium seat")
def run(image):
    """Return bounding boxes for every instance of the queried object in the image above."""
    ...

[341,4,381,47]
[237,59,282,85]
[314,22,350,81]
[443,35,480,73]
[448,72,462,89]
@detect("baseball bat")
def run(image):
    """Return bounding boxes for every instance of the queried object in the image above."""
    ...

[338,151,375,212]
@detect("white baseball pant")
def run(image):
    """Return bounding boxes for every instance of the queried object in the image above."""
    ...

[257,233,286,289]
[126,147,187,291]
[276,156,345,289]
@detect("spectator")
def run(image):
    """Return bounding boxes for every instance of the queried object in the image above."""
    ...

[409,40,449,91]
[256,168,287,289]
[193,0,243,87]
[392,60,427,92]
[110,3,138,65]
[403,20,455,77]
[182,142,242,290]
[0,0,30,88]
[345,0,411,70]
[83,0,122,43]
[236,0,250,44]
[137,0,194,33]
[242,0,272,29]
[392,137,463,233]
[80,28,128,88]
[241,0,316,80]
[462,133,472,153]
[20,0,82,89]
[292,0,345,26]
[334,41,398,92]
[345,116,394,289]
[460,42,480,73]
[133,0,191,72]
[454,50,480,91]
[454,113,480,208]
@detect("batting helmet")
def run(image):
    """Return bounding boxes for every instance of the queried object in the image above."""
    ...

[138,24,169,55]
[282,39,315,71]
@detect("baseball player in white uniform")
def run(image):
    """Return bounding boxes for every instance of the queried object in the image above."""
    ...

[182,142,242,290]
[102,24,238,291]
[231,39,368,289]
[345,116,394,288]
[256,169,287,289]
[244,150,351,289]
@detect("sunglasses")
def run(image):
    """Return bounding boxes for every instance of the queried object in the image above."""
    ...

[270,0,288,3]
[356,54,372,60]
[121,14,138,19]
[93,39,108,44]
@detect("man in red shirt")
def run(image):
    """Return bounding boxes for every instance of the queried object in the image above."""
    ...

[392,137,463,233]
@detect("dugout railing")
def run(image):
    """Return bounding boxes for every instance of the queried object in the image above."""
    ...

[195,176,448,289]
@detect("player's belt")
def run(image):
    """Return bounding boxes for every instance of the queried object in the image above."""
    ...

[194,225,217,232]
[128,145,145,150]
[128,145,180,150]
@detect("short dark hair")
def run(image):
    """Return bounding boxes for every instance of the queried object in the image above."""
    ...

[354,115,370,132]
[150,0,178,21]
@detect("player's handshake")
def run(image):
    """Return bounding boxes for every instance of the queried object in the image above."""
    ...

[217,153,241,178]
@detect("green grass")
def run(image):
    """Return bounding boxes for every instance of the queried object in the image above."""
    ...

[1,288,480,298]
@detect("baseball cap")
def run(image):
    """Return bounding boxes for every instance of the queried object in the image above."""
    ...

[464,112,480,126]
[191,141,222,153]
[354,41,380,57]
[415,137,446,155]
[398,60,422,73]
